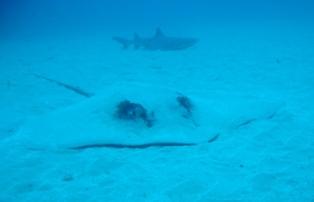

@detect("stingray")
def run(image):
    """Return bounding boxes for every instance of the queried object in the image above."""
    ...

[8,83,281,151]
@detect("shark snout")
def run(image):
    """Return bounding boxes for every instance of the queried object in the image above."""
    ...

[186,38,198,46]
[174,38,198,50]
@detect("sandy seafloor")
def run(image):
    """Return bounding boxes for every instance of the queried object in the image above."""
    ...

[0,23,314,201]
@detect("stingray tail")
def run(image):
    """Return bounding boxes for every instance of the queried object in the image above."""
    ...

[33,73,93,98]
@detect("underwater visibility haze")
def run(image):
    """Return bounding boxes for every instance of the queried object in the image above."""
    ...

[1,0,314,201]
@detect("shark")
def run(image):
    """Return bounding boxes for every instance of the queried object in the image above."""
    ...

[113,28,198,51]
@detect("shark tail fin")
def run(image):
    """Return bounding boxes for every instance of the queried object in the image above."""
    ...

[112,37,132,49]
[133,33,141,49]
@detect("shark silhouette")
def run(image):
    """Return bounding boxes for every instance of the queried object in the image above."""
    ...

[113,28,198,51]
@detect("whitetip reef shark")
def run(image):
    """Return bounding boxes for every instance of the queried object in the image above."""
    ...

[113,28,198,51]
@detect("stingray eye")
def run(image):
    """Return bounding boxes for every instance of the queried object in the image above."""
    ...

[127,110,133,116]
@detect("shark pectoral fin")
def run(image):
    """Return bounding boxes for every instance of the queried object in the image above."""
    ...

[112,37,131,49]
[122,44,129,49]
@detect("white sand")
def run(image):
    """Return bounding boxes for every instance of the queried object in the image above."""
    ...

[1,24,314,201]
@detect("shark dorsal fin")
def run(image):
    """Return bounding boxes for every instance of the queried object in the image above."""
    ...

[133,33,141,49]
[155,28,165,38]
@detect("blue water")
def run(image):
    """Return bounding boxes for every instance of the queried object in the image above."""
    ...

[2,0,314,36]
[1,1,314,201]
